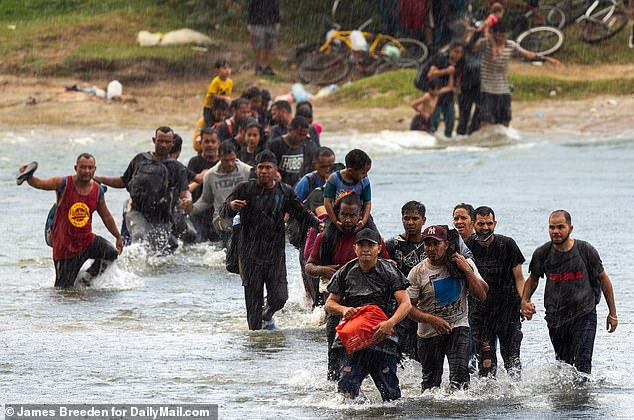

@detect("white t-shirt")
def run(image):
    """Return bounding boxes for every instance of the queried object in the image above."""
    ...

[407,258,480,338]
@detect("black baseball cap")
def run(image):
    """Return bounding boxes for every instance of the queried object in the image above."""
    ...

[355,228,380,244]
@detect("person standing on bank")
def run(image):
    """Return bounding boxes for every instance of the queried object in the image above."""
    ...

[521,210,617,374]
[18,154,123,288]
[248,0,280,76]
[221,150,323,330]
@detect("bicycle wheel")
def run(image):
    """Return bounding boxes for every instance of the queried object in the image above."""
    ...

[298,51,353,85]
[580,9,628,43]
[529,5,567,29]
[395,38,429,67]
[516,26,565,56]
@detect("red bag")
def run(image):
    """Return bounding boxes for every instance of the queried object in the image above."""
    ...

[336,305,392,354]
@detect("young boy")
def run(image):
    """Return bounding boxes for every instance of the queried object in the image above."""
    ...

[323,149,373,232]
[410,78,454,132]
[202,59,233,127]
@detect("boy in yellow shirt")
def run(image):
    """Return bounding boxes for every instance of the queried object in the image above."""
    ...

[203,59,233,127]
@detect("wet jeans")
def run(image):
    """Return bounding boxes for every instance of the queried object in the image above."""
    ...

[54,236,118,288]
[430,100,455,138]
[471,304,523,377]
[417,326,470,391]
[338,348,401,401]
[548,310,597,374]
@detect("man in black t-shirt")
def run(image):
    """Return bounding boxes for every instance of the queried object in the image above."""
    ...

[95,127,191,251]
[325,228,411,402]
[188,128,220,201]
[221,150,323,330]
[466,206,526,378]
[267,116,317,187]
[521,210,618,374]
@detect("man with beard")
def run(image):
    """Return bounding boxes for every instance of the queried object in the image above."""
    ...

[18,154,123,288]
[407,225,488,391]
[306,193,390,380]
[466,206,526,377]
[221,150,323,330]
[521,210,617,374]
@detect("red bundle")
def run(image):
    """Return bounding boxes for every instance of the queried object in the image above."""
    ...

[336,305,392,354]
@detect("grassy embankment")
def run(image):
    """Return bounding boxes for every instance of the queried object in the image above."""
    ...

[1,0,634,104]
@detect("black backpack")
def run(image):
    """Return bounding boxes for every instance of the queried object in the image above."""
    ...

[414,58,434,92]
[128,153,172,214]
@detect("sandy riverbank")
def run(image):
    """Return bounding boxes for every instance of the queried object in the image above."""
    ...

[1,74,633,138]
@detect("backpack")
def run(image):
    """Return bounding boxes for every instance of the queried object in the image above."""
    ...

[414,57,435,92]
[287,173,319,249]
[128,153,172,214]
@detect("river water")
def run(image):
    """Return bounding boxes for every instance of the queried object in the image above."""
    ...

[1,126,633,419]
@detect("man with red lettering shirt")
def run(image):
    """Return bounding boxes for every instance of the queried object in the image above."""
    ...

[521,210,618,374]
[305,193,390,380]
[19,154,123,288]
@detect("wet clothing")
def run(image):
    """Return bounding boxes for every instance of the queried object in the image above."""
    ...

[407,258,480,338]
[121,152,188,224]
[294,171,325,201]
[266,137,317,187]
[529,240,605,373]
[221,180,321,330]
[215,118,237,143]
[466,234,525,377]
[430,101,455,138]
[270,125,321,148]
[417,326,471,390]
[457,46,481,135]
[480,92,512,125]
[203,77,232,109]
[52,176,101,260]
[480,39,524,95]
[529,240,604,328]
[410,114,431,132]
[323,170,371,205]
[327,258,410,400]
[187,155,218,202]
[51,176,116,288]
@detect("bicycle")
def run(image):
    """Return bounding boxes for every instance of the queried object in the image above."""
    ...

[296,0,428,85]
[575,0,628,43]
[467,1,565,55]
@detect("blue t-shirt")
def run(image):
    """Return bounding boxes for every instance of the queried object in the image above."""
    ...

[294,171,326,201]
[323,170,371,204]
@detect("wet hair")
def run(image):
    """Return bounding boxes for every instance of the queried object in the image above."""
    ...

[491,2,504,13]
[76,152,95,164]
[492,19,509,33]
[345,149,372,170]
[240,116,259,131]
[245,119,262,131]
[170,134,183,154]
[155,126,173,138]
[233,98,250,110]
[335,192,362,214]
[426,78,443,92]
[316,146,335,159]
[261,89,271,102]
[212,100,229,111]
[218,141,237,156]
[401,201,426,217]
[255,149,278,165]
[272,100,292,114]
[454,203,475,220]
[474,206,496,220]
[289,116,310,130]
[215,59,231,68]
[201,127,217,137]
[296,106,313,120]
[331,162,345,172]
[296,100,313,112]
[242,86,261,100]
[550,209,572,226]
[449,40,465,52]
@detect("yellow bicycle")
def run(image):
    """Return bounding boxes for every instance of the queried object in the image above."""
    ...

[296,1,428,85]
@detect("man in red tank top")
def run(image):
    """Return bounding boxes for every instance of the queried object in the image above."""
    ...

[18,153,123,288]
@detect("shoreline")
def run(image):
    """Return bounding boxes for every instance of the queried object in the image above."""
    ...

[2,74,633,138]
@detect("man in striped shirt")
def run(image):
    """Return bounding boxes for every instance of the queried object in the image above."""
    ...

[479,21,561,128]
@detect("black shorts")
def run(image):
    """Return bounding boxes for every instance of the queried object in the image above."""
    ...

[480,92,512,125]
